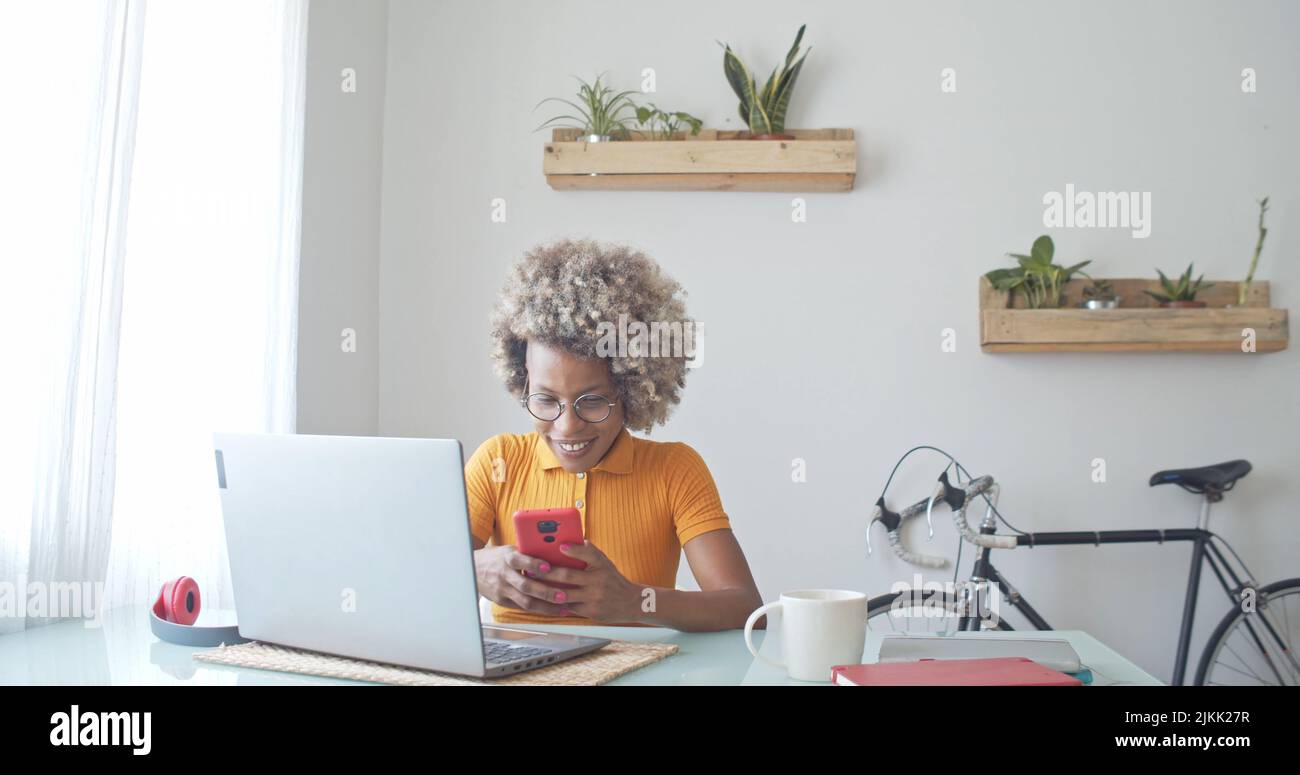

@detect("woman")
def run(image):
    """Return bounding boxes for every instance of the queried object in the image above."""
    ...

[466,239,762,631]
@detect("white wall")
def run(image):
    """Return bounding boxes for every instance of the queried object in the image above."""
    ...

[298,0,387,435]
[303,0,1300,683]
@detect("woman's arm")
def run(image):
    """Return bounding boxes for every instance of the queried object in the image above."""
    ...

[642,529,764,631]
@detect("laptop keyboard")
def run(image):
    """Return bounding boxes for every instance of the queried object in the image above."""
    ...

[484,641,554,665]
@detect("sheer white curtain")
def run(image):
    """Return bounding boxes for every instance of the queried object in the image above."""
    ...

[0,0,145,634]
[104,0,308,614]
[0,0,307,633]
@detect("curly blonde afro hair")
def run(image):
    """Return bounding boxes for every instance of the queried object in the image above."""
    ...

[490,239,694,433]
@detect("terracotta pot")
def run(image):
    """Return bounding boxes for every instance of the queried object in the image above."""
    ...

[1159,300,1207,308]
[750,133,796,141]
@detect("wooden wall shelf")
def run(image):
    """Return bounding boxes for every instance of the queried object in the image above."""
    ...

[979,277,1289,353]
[543,128,856,192]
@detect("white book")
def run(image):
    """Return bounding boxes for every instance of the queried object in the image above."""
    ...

[877,634,1082,674]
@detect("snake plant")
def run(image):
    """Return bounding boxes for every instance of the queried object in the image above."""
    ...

[1145,263,1215,304]
[721,24,810,136]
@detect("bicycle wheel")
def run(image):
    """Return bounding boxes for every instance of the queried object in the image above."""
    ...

[867,590,1015,634]
[1193,577,1300,686]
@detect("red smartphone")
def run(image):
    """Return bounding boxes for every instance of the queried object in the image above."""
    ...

[513,508,586,589]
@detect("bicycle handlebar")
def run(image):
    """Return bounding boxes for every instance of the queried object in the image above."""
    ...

[868,472,1017,567]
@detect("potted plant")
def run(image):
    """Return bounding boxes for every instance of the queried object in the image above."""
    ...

[720,24,809,141]
[634,104,704,140]
[1144,263,1215,308]
[1080,278,1121,310]
[535,74,639,142]
[1236,196,1270,306]
[985,235,1091,309]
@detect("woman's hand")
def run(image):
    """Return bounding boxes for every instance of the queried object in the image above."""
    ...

[549,541,643,624]
[472,544,570,616]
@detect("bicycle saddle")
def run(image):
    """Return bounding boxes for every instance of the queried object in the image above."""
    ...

[1149,460,1252,494]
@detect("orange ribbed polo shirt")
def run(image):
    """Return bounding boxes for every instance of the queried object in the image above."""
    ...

[464,427,731,626]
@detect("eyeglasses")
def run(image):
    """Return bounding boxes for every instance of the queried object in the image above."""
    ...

[520,379,618,424]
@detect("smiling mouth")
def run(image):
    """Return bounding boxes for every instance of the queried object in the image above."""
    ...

[554,439,595,453]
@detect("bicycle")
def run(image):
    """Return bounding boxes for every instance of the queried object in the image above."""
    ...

[865,448,1300,686]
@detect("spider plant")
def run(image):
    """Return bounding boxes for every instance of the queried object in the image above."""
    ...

[634,104,703,140]
[720,24,809,138]
[985,235,1091,309]
[535,74,639,139]
[1145,263,1215,306]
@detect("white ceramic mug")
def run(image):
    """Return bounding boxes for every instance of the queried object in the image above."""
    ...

[744,589,868,682]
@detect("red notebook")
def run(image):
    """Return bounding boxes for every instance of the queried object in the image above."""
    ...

[831,657,1082,686]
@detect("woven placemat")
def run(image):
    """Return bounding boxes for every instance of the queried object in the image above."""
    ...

[193,639,678,686]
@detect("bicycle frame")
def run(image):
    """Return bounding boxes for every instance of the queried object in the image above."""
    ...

[958,496,1262,686]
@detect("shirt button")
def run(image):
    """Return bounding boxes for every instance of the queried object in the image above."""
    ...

[575,499,584,509]
[576,472,585,479]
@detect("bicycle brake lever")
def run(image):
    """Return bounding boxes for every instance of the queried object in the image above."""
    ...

[867,503,879,556]
[924,481,945,541]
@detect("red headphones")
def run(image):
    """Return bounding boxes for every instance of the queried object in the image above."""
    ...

[153,576,202,625]
[149,576,248,647]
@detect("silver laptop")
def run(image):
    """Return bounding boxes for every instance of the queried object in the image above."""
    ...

[212,433,608,678]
